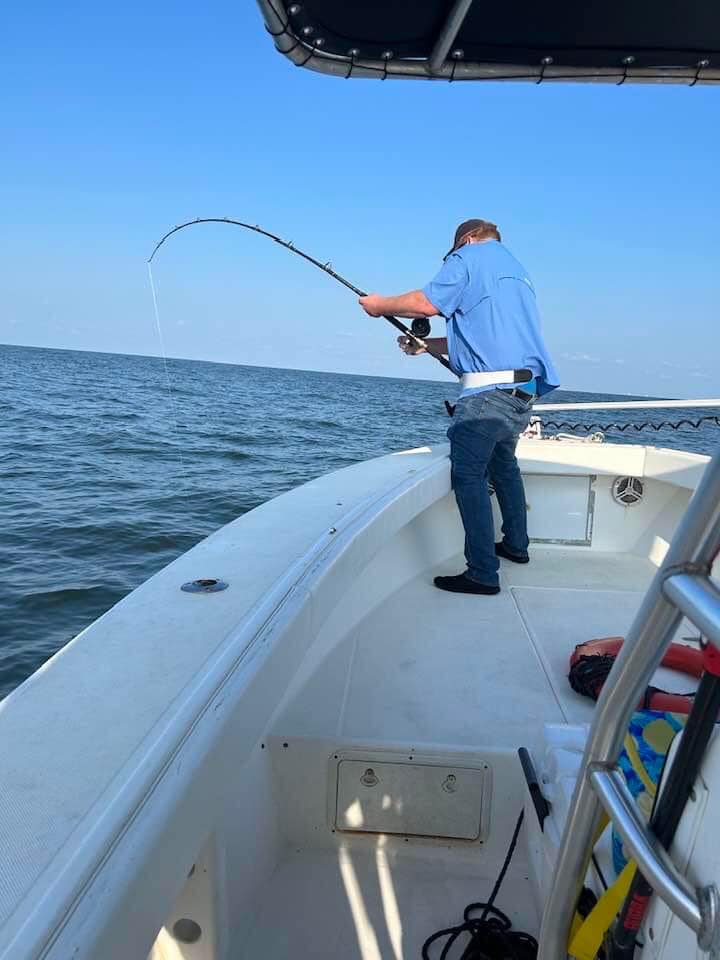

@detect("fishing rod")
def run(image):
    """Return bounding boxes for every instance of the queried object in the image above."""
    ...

[147,218,453,373]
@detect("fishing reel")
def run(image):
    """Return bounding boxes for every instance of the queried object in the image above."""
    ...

[410,317,431,340]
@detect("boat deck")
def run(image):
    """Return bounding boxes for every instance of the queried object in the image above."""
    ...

[339,547,657,750]
[242,548,678,959]
[243,848,537,959]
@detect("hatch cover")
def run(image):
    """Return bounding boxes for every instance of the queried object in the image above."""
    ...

[333,756,489,840]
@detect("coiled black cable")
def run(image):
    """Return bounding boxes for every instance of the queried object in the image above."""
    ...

[543,414,720,434]
[568,653,616,699]
[569,653,695,707]
[421,810,537,960]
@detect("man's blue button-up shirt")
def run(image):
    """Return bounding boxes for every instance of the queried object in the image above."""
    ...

[423,240,560,397]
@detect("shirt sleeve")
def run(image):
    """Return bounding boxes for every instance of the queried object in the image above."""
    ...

[422,254,470,318]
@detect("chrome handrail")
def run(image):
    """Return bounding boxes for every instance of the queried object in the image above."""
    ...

[534,397,720,412]
[663,574,720,647]
[589,767,704,934]
[538,447,720,959]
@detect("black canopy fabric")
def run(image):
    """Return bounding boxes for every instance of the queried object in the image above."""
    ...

[256,0,720,84]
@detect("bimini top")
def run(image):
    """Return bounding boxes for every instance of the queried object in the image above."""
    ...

[255,0,720,85]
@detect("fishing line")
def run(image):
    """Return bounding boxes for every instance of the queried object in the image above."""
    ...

[147,261,189,475]
[147,217,453,372]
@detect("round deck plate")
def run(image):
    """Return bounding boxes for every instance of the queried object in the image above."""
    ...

[180,578,228,594]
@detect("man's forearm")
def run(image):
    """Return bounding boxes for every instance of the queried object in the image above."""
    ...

[371,290,439,318]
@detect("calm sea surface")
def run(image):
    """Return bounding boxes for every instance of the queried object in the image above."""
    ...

[2,343,718,699]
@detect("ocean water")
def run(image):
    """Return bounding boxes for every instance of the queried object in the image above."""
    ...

[1,343,718,700]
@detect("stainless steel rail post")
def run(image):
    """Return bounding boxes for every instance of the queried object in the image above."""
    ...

[538,449,720,959]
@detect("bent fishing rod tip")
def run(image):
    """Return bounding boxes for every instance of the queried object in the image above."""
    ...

[145,216,454,374]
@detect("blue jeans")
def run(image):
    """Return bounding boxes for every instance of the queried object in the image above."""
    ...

[447,389,533,586]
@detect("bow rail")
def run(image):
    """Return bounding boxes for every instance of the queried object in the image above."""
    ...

[535,398,720,412]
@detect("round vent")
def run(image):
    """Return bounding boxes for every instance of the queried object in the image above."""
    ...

[612,476,644,506]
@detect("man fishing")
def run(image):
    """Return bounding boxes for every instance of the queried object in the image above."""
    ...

[359,218,559,596]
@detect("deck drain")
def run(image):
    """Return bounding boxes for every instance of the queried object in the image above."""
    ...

[181,578,228,593]
[172,918,202,943]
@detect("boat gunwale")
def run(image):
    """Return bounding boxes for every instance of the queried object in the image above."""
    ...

[0,441,710,957]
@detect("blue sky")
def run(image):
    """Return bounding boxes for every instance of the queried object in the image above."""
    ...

[2,2,718,396]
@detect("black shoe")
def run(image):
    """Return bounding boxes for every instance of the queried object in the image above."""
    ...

[495,542,530,564]
[433,573,500,595]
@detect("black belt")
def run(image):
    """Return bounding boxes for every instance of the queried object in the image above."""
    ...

[444,386,534,418]
[500,387,535,402]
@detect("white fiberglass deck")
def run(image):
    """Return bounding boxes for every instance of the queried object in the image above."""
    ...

[340,546,655,747]
[243,848,537,959]
[241,548,659,958]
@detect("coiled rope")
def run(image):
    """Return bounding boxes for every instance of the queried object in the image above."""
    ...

[421,810,538,960]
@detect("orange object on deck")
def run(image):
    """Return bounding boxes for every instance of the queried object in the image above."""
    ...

[568,636,703,714]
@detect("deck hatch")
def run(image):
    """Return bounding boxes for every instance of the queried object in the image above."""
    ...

[333,756,489,840]
[518,474,595,545]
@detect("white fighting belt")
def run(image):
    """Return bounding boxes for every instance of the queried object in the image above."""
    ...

[461,370,532,389]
